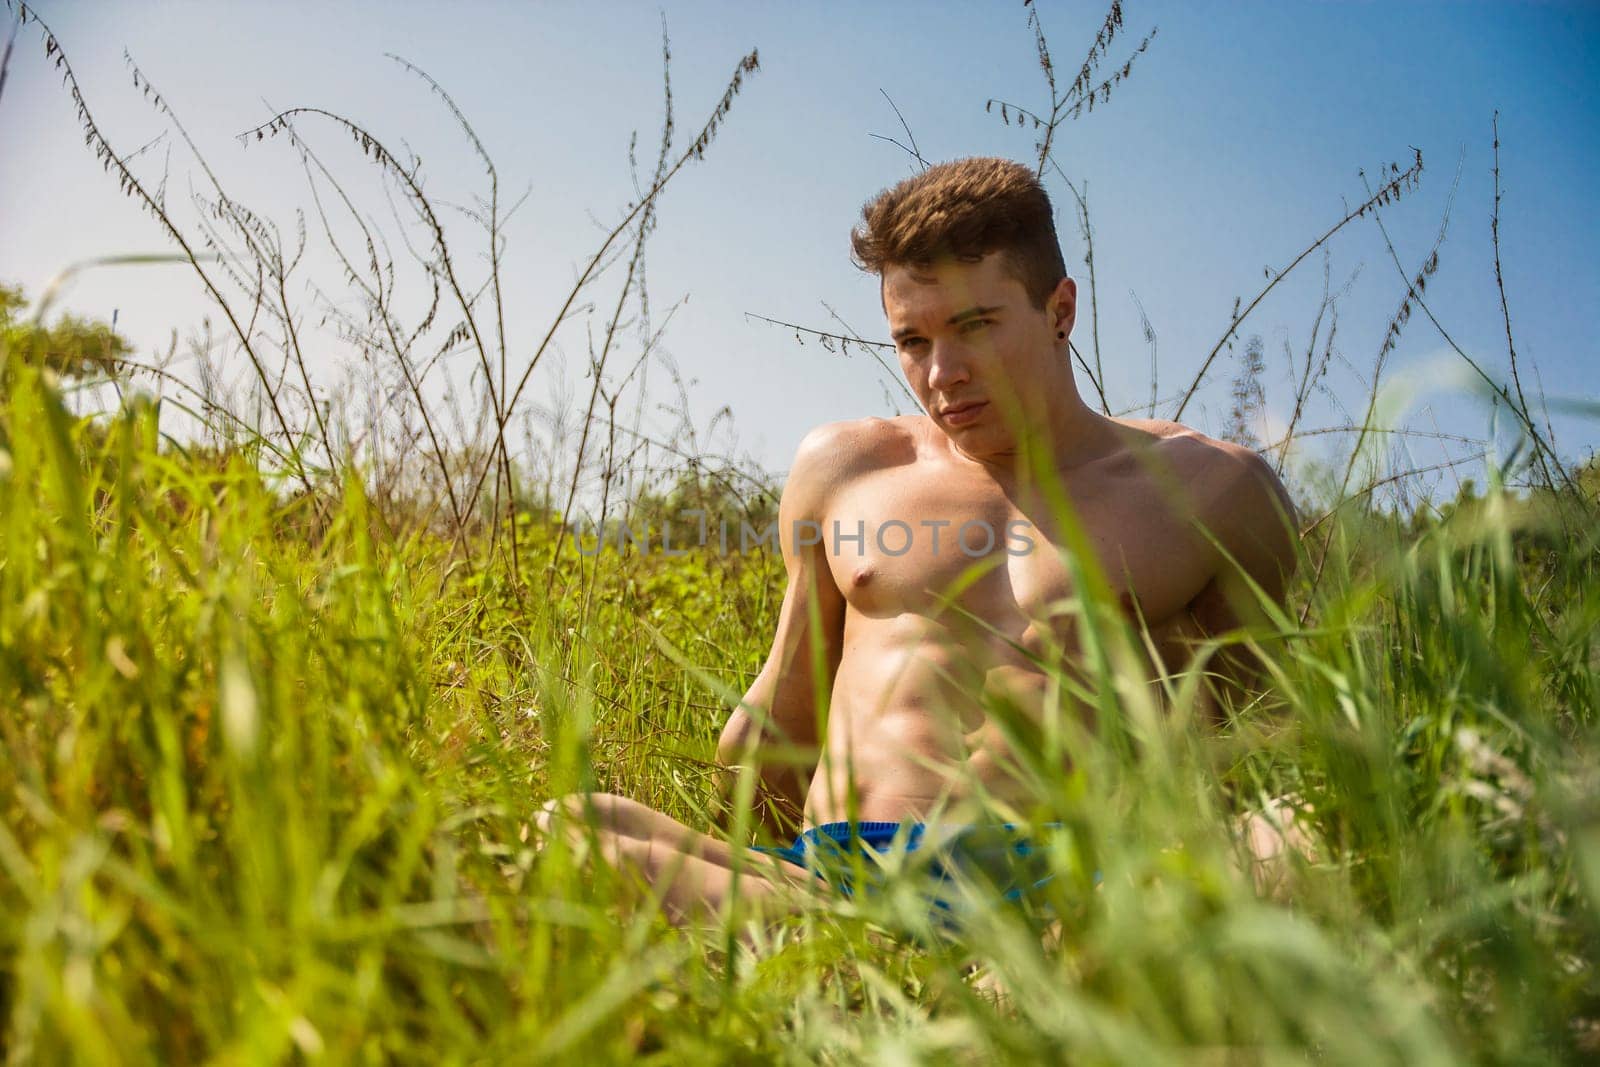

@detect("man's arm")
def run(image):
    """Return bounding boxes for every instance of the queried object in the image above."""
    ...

[1152,445,1299,718]
[717,426,849,839]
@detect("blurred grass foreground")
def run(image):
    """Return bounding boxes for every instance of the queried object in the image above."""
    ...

[2,332,1598,1063]
[3,1,1600,1062]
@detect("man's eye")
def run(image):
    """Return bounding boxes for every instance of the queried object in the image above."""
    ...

[960,319,990,333]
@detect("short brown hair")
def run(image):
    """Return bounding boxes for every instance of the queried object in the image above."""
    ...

[850,157,1067,309]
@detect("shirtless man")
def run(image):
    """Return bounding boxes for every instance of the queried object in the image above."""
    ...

[537,157,1300,920]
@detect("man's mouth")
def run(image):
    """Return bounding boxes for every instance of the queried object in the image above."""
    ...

[940,400,987,427]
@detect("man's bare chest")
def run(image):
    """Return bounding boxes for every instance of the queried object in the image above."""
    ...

[820,462,1217,632]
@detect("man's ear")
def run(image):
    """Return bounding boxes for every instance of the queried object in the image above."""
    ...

[1049,276,1078,340]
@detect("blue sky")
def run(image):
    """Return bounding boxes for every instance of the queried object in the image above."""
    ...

[3,1,1596,495]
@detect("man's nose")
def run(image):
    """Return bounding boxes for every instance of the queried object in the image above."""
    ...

[927,341,971,391]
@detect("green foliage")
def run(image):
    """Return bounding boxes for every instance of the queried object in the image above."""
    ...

[0,365,1597,1062]
[628,469,778,542]
[0,283,131,382]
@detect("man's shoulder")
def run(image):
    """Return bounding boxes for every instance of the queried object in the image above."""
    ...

[780,416,924,520]
[797,413,923,448]
[791,415,921,478]
[1114,417,1295,525]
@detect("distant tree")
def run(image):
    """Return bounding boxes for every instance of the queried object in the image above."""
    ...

[0,283,131,380]
[628,468,777,549]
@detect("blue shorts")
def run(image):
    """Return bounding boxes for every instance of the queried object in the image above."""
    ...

[750,821,1060,908]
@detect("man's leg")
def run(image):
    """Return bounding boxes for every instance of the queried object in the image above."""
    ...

[535,792,816,923]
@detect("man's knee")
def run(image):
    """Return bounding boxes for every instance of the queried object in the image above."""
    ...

[533,802,662,880]
[536,791,663,841]
[536,791,619,839]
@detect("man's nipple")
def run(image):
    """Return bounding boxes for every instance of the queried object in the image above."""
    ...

[851,564,875,588]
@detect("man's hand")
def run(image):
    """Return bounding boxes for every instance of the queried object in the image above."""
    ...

[715,707,808,840]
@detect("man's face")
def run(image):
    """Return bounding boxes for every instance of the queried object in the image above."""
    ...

[884,252,1075,460]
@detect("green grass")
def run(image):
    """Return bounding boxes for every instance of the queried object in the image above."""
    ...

[1,362,1597,1063]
